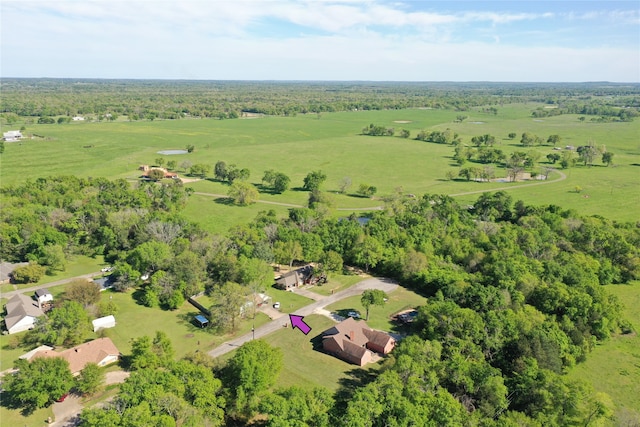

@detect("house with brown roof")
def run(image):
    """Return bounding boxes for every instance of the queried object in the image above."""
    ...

[275,265,314,290]
[4,294,45,334]
[32,337,120,376]
[321,317,395,366]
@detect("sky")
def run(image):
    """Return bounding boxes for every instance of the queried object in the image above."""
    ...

[1,0,639,82]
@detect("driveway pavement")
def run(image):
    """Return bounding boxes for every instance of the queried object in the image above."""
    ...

[1,272,103,299]
[208,277,397,359]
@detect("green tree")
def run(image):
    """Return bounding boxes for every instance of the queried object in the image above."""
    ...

[508,132,517,139]
[339,176,352,194]
[166,160,177,170]
[602,151,614,166]
[351,235,383,272]
[260,386,334,427]
[210,281,246,331]
[215,161,228,181]
[189,163,210,178]
[361,289,388,320]
[303,170,327,191]
[186,144,195,153]
[356,183,377,198]
[41,244,67,273]
[521,132,536,147]
[272,172,291,193]
[63,279,101,308]
[155,157,165,167]
[546,153,561,164]
[577,141,599,166]
[76,363,105,396]
[4,357,74,410]
[147,168,165,181]
[11,262,46,283]
[152,331,175,366]
[547,134,561,146]
[112,261,141,291]
[274,240,303,268]
[129,335,158,370]
[226,340,284,418]
[399,129,411,138]
[127,241,172,273]
[30,300,92,346]
[228,181,259,206]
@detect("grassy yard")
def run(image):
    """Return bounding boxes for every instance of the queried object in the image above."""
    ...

[325,286,428,331]
[0,403,54,427]
[263,314,383,391]
[567,281,640,418]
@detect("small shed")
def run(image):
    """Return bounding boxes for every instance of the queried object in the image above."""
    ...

[92,315,116,332]
[194,314,209,328]
[35,288,54,306]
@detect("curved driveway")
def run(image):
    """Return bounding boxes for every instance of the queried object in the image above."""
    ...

[207,277,398,359]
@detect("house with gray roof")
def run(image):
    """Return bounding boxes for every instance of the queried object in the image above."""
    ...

[4,294,45,334]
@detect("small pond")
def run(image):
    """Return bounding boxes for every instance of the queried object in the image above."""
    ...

[157,149,188,155]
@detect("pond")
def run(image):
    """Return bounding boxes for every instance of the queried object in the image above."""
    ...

[157,149,188,155]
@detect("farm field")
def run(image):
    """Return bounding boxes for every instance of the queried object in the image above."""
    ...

[1,105,638,229]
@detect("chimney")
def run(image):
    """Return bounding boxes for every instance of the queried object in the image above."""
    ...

[349,331,354,341]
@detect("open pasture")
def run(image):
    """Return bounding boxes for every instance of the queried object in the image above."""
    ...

[1,105,638,227]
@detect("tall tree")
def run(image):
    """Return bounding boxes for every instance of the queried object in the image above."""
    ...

[210,281,246,331]
[4,357,74,410]
[302,170,327,191]
[226,340,284,418]
[76,363,105,396]
[228,181,259,206]
[360,289,388,320]
[63,279,101,308]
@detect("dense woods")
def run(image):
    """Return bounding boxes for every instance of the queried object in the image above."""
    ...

[1,174,638,425]
[1,79,638,121]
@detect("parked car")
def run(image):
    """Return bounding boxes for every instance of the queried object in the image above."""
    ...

[101,266,114,272]
[348,311,360,319]
[56,393,69,402]
[273,302,281,309]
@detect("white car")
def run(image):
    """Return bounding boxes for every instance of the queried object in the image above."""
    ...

[101,266,113,272]
[273,302,281,309]
[348,311,360,318]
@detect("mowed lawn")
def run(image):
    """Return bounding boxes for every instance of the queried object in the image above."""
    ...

[262,314,383,391]
[325,285,429,331]
[567,281,640,416]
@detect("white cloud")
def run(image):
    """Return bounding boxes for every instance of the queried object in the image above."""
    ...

[1,0,638,81]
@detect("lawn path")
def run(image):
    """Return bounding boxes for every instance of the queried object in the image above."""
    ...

[207,277,397,359]
[193,169,566,212]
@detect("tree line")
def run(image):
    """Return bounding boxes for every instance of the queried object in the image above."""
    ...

[1,175,638,425]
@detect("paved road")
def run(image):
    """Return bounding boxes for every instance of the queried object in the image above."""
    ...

[1,272,103,299]
[208,277,398,359]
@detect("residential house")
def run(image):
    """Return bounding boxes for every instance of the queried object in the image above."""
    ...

[4,294,45,334]
[138,165,178,179]
[275,265,314,290]
[93,275,115,291]
[35,288,54,308]
[32,337,120,376]
[3,130,22,142]
[321,317,395,366]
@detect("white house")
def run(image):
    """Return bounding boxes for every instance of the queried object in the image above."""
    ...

[4,294,45,334]
[92,315,116,332]
[34,288,53,307]
[3,130,23,142]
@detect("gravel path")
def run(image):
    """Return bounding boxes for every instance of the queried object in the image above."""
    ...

[207,277,397,359]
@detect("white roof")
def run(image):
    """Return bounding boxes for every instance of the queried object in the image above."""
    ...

[92,315,116,332]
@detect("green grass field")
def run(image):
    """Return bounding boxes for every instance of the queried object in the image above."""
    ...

[567,281,640,419]
[2,105,638,227]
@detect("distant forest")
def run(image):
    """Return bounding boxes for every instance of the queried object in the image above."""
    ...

[1,79,639,120]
